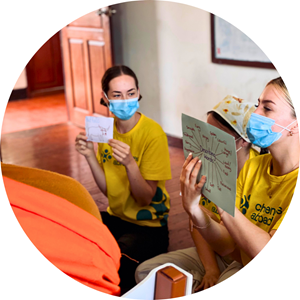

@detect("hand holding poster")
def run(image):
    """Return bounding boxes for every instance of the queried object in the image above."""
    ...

[85,116,114,143]
[182,113,237,216]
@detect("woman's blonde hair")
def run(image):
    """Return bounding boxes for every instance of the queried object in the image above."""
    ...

[267,77,296,118]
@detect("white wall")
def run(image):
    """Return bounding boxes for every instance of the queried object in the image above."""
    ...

[111,1,279,137]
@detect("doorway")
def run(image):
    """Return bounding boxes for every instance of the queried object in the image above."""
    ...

[2,8,113,135]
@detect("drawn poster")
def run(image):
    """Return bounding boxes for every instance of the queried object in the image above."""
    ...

[85,116,114,143]
[182,113,237,216]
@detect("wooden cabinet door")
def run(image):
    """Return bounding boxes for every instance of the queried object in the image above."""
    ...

[62,9,112,128]
[26,32,64,97]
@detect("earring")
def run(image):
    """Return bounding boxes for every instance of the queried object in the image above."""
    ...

[289,131,294,136]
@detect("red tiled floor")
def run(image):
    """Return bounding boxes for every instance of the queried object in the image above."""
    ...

[1,93,69,134]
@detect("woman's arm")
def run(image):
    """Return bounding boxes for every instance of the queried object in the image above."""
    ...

[190,215,221,291]
[108,139,157,206]
[75,133,107,196]
[181,154,236,257]
[218,207,275,260]
[181,154,274,260]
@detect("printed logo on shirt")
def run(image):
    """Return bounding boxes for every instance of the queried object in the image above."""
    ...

[201,196,219,215]
[201,196,211,207]
[240,195,283,227]
[101,149,112,163]
[136,187,169,226]
[251,203,283,226]
[240,194,250,215]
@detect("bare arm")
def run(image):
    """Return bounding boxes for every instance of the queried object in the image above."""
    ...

[75,133,107,196]
[190,212,221,291]
[108,139,157,206]
[181,155,237,257]
[218,207,275,260]
[181,154,274,259]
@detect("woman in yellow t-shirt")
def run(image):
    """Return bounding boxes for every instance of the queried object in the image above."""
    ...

[181,77,299,283]
[135,96,260,291]
[75,65,172,294]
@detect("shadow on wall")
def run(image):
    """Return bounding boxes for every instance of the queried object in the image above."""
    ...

[110,1,162,126]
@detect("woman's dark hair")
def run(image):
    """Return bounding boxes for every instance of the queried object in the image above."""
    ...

[207,111,268,155]
[207,111,239,138]
[100,65,142,106]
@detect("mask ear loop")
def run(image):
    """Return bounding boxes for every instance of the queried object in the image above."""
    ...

[103,92,112,109]
[235,136,243,152]
[277,120,297,134]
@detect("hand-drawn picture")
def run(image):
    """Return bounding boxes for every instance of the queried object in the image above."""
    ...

[182,113,237,216]
[85,116,114,143]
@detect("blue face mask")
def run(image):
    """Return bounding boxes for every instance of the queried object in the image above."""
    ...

[246,113,296,148]
[105,93,139,120]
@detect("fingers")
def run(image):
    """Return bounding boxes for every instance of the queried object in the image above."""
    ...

[75,137,88,150]
[75,132,95,156]
[112,147,126,159]
[110,143,129,155]
[189,159,202,186]
[195,278,215,292]
[180,154,204,197]
[108,139,127,149]
[180,153,193,180]
[195,175,207,192]
[195,282,204,292]
[75,132,87,142]
[184,157,201,186]
[182,152,193,169]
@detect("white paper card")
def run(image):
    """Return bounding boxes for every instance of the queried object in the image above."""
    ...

[85,116,114,143]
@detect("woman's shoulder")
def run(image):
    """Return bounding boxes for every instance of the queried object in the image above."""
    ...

[139,114,166,136]
[249,147,260,159]
[245,153,272,171]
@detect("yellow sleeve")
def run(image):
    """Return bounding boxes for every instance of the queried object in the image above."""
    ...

[272,205,290,231]
[139,133,172,181]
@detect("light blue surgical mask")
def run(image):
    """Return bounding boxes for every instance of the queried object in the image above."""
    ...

[246,113,296,148]
[104,93,139,120]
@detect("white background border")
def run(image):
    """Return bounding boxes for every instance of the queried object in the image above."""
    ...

[1,0,299,299]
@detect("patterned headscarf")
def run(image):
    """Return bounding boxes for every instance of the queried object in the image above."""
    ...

[212,95,256,143]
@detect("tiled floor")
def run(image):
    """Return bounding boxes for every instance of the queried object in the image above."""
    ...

[1,93,68,134]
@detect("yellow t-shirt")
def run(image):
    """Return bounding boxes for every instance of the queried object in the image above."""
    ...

[236,153,298,265]
[96,113,172,227]
[200,147,260,219]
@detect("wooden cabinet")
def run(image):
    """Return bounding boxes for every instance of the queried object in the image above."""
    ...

[26,32,64,97]
[62,9,112,127]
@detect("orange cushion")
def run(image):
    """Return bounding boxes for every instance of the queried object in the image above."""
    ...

[1,163,102,221]
[4,176,121,295]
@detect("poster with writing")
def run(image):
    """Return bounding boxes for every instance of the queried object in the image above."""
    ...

[85,116,114,143]
[182,113,237,216]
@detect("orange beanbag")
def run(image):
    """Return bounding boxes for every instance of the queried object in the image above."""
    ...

[3,176,121,295]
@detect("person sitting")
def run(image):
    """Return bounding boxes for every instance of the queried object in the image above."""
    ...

[75,65,172,294]
[135,95,260,291]
[166,77,298,291]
